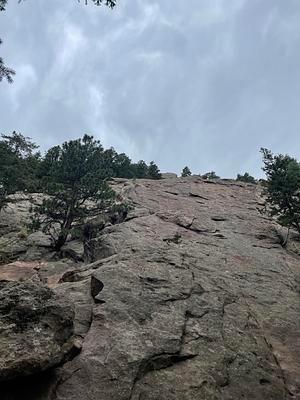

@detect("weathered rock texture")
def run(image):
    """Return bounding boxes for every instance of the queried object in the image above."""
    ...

[0,281,75,382]
[1,177,300,399]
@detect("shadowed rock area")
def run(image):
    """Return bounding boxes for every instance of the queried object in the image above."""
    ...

[0,177,300,399]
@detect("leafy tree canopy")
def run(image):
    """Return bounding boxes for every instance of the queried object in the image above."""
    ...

[261,148,300,234]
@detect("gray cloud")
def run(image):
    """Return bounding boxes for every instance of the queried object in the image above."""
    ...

[1,0,300,177]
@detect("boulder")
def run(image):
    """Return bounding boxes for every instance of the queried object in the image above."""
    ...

[0,281,75,382]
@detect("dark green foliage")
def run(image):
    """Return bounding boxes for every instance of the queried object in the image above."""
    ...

[181,166,191,177]
[0,132,40,209]
[147,161,161,180]
[112,152,134,178]
[0,1,15,82]
[0,0,7,12]
[100,148,151,179]
[31,135,116,250]
[0,38,15,83]
[132,160,148,179]
[83,0,116,6]
[1,131,38,157]
[236,172,256,184]
[261,148,300,234]
[202,171,220,180]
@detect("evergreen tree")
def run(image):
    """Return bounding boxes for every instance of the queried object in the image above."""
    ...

[0,132,39,210]
[236,172,256,184]
[0,39,15,83]
[31,135,115,250]
[181,166,192,177]
[148,161,161,180]
[0,0,15,83]
[261,148,300,234]
[132,160,148,179]
[112,153,134,178]
[202,171,220,180]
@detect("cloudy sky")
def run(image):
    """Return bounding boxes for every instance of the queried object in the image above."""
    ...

[0,0,300,177]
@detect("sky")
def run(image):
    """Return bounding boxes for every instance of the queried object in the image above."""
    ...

[0,0,300,178]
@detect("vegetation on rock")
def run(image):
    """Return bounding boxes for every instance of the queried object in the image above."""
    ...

[147,161,162,180]
[181,166,192,177]
[202,171,220,180]
[261,148,300,234]
[30,135,116,250]
[236,172,256,184]
[0,132,40,210]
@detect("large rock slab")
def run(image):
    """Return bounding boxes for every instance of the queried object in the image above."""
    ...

[0,281,75,382]
[1,177,300,399]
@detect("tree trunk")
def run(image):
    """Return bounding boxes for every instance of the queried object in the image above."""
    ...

[54,231,69,251]
[54,210,74,251]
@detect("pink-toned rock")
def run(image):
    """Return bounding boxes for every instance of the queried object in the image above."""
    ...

[0,261,42,282]
[1,177,300,400]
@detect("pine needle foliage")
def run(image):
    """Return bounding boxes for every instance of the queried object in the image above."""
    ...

[261,148,300,234]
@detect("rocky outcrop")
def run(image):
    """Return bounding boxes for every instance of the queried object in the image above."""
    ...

[0,177,300,399]
[0,281,75,382]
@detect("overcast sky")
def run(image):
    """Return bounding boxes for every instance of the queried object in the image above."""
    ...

[0,0,300,177]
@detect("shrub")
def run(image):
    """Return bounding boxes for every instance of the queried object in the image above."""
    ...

[236,172,256,184]
[181,166,192,177]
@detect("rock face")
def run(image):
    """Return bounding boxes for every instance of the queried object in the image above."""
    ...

[1,177,300,399]
[0,281,75,382]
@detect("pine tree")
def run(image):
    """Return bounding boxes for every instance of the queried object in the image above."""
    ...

[236,172,256,184]
[202,171,220,180]
[147,161,161,180]
[132,160,148,179]
[181,166,192,177]
[31,135,115,250]
[0,132,39,210]
[261,148,300,234]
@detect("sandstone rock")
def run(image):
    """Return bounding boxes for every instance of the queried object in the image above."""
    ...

[26,232,52,248]
[161,173,178,179]
[61,240,84,261]
[0,281,75,382]
[0,260,41,282]
[1,178,300,399]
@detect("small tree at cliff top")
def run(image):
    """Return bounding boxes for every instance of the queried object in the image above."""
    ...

[261,148,300,234]
[181,166,192,177]
[0,132,40,210]
[236,172,256,184]
[202,171,220,180]
[31,135,115,251]
[132,160,148,179]
[147,161,161,180]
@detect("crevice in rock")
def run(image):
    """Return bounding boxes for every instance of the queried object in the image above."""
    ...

[189,192,210,200]
[129,352,197,400]
[164,191,179,196]
[49,367,83,400]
